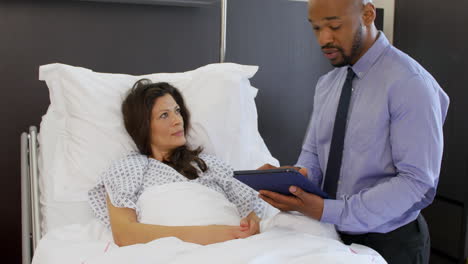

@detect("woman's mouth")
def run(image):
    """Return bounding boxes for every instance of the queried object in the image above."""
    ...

[172,130,184,137]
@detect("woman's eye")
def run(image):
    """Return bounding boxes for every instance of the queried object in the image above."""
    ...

[175,108,181,114]
[160,112,168,119]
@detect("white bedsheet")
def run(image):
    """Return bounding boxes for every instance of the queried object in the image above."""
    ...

[32,215,386,264]
[33,182,386,263]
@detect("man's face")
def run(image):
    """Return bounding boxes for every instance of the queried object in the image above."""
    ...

[308,0,364,67]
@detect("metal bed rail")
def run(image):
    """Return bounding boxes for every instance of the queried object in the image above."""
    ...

[21,126,41,264]
[219,0,227,63]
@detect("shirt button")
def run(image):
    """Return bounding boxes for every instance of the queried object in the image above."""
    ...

[338,181,341,185]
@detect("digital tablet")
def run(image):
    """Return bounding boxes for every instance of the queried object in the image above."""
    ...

[233,168,329,198]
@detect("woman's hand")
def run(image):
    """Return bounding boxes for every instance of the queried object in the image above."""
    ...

[239,212,261,236]
[203,224,258,245]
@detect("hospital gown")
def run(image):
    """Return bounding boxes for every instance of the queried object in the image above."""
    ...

[88,152,268,228]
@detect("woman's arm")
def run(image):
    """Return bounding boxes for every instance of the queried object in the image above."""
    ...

[106,195,252,247]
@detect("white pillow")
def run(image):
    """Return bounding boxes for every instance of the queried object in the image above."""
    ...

[38,63,279,233]
[38,107,96,234]
[137,182,241,226]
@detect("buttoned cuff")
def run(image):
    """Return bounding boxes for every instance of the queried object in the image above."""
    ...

[321,199,345,225]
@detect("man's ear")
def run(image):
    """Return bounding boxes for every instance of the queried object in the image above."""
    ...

[362,3,376,27]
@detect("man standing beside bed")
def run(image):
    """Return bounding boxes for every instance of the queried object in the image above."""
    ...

[258,0,449,263]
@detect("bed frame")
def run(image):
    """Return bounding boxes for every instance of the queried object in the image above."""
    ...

[20,126,41,264]
[20,1,227,263]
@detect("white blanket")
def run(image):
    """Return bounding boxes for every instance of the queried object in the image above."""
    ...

[32,183,386,264]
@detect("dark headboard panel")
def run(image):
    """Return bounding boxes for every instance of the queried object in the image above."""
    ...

[0,1,220,262]
[226,0,332,165]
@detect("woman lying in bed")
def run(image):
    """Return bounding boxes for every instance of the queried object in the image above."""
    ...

[88,79,268,247]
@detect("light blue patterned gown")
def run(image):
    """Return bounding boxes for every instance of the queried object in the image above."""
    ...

[88,152,267,228]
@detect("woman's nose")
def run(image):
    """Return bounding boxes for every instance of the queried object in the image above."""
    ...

[172,113,183,126]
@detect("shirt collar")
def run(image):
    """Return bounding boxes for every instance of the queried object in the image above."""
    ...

[351,31,390,79]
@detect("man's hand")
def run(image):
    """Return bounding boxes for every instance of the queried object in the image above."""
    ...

[239,211,260,235]
[259,186,324,220]
[257,164,308,178]
[257,163,278,170]
[296,167,308,177]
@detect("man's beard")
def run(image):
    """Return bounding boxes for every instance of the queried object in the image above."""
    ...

[330,25,364,67]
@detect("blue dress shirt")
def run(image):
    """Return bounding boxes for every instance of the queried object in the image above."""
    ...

[296,32,450,234]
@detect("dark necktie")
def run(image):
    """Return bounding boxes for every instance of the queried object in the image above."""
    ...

[323,67,356,199]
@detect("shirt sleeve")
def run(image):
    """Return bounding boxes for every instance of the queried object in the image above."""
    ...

[295,77,325,188]
[88,152,148,228]
[321,74,449,232]
[205,155,269,218]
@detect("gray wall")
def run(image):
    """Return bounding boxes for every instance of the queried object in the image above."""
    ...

[226,0,332,165]
[0,1,220,262]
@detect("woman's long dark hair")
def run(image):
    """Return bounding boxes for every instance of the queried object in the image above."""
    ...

[122,79,207,180]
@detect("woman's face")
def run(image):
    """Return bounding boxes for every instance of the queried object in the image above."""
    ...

[150,94,186,157]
